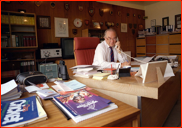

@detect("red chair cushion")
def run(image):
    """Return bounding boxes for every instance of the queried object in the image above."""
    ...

[74,37,100,65]
[74,37,100,50]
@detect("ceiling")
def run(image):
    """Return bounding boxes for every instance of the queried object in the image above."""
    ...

[122,1,159,6]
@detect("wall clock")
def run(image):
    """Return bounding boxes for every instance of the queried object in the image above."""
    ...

[74,18,82,28]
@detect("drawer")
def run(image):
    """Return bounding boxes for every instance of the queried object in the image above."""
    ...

[39,64,58,73]
[169,45,181,54]
[43,71,58,79]
[146,45,156,53]
[169,34,181,44]
[156,35,168,44]
[136,46,146,53]
[146,36,156,44]
[156,45,168,54]
[136,38,146,46]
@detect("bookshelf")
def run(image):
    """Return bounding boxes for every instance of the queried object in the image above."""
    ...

[1,11,38,48]
[1,11,38,83]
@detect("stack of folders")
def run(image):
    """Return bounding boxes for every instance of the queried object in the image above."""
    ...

[71,65,99,78]
[52,89,118,123]
[1,79,22,101]
[1,96,47,127]
[92,73,111,80]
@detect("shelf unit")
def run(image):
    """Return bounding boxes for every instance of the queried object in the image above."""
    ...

[1,11,38,48]
[82,29,105,42]
[1,11,38,83]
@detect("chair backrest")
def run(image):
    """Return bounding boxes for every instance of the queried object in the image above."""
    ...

[74,37,100,65]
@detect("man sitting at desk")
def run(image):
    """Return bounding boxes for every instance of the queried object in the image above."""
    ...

[92,28,130,69]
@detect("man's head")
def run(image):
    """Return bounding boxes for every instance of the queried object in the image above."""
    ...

[104,28,117,47]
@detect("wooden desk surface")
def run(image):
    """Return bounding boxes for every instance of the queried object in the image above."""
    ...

[22,82,140,127]
[71,66,181,99]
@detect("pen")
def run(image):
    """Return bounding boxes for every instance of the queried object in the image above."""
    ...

[50,99,71,120]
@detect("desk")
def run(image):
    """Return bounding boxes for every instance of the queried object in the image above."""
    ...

[22,82,140,127]
[71,67,181,127]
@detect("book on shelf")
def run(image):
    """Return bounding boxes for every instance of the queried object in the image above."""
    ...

[52,89,118,123]
[1,96,47,127]
[15,35,19,47]
[11,35,16,47]
[32,36,36,46]
[23,36,26,46]
[26,36,30,46]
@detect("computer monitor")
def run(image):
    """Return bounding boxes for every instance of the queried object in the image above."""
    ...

[141,61,167,83]
[60,38,74,59]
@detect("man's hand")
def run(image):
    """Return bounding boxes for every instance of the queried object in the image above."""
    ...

[120,61,131,68]
[115,41,121,53]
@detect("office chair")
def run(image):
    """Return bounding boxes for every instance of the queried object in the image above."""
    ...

[74,37,100,65]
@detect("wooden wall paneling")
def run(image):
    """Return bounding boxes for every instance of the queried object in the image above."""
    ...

[2,1,35,13]
[49,2,63,45]
[3,1,145,57]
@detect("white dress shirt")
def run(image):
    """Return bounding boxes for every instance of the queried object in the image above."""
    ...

[92,40,128,69]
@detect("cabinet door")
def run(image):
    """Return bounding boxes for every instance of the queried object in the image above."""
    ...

[169,45,181,54]
[156,35,168,44]
[169,34,181,44]
[136,38,146,46]
[156,45,169,54]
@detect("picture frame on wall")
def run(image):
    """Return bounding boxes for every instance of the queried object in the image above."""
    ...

[37,16,51,29]
[121,23,127,32]
[162,17,169,27]
[175,14,181,29]
[54,17,69,37]
[151,19,156,27]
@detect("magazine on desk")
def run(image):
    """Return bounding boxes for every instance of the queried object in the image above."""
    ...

[1,96,47,127]
[53,89,118,123]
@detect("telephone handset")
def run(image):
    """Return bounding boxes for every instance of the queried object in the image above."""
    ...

[115,37,119,49]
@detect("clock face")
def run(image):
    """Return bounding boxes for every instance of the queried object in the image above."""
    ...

[74,18,82,28]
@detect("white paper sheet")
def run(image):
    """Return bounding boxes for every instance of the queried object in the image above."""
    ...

[1,79,18,95]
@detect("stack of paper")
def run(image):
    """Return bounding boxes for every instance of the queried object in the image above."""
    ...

[92,73,111,80]
[71,65,99,78]
[52,89,118,123]
[1,79,22,101]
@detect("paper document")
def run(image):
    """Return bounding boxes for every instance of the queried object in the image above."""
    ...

[70,65,100,69]
[54,81,73,91]
[25,86,41,93]
[1,79,18,95]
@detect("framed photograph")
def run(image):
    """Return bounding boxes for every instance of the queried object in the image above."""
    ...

[162,17,169,26]
[54,17,69,37]
[121,23,127,32]
[151,19,156,27]
[175,14,181,29]
[37,16,51,29]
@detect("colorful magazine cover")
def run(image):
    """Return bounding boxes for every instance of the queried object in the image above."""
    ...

[1,96,38,127]
[54,89,110,116]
